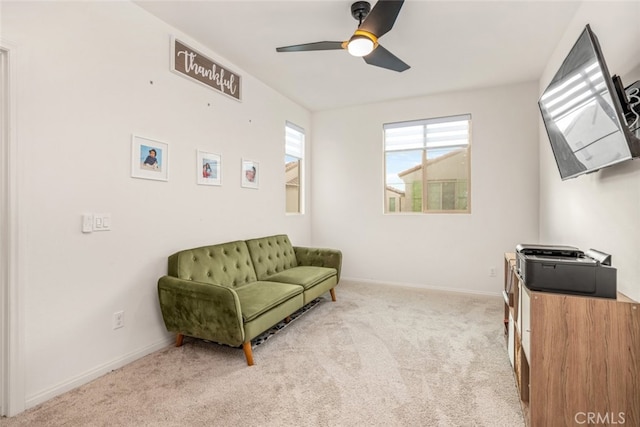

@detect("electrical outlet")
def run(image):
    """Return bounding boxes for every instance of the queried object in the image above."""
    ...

[489,267,497,277]
[113,311,124,330]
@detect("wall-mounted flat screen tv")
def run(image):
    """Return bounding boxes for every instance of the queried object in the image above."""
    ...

[539,24,640,180]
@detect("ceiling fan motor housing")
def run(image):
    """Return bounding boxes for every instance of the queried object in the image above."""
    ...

[351,1,371,23]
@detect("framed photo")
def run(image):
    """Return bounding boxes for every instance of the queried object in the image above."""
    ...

[197,150,222,186]
[131,135,168,181]
[241,159,259,189]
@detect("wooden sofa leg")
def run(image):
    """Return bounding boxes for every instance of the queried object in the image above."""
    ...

[243,341,255,366]
[330,288,337,302]
[285,316,292,323]
[176,333,184,347]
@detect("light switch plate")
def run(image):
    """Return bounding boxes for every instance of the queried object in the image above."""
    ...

[82,214,94,233]
[93,213,111,231]
[101,214,111,230]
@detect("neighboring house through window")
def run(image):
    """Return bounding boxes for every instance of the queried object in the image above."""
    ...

[285,122,304,214]
[384,114,471,213]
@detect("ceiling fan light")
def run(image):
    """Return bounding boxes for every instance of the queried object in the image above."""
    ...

[347,35,374,57]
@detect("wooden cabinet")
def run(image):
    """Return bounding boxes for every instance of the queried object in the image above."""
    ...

[503,253,640,426]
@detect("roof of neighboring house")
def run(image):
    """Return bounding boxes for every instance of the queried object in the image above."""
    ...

[285,161,299,186]
[397,148,466,178]
[385,186,405,196]
[285,161,298,171]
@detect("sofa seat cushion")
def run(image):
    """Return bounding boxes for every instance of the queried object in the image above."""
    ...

[264,266,336,290]
[235,281,303,322]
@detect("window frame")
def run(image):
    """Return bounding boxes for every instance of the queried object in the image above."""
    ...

[285,121,305,215]
[383,114,472,214]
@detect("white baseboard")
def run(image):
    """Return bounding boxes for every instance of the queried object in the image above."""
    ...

[340,276,503,297]
[25,336,174,409]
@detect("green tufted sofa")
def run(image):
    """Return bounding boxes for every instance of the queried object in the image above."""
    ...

[157,234,342,365]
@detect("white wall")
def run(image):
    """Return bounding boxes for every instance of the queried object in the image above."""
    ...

[539,2,640,301]
[311,82,540,294]
[3,1,311,409]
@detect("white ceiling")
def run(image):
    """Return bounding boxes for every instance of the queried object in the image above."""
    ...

[134,0,581,111]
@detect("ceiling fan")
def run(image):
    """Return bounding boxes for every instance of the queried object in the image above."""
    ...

[275,0,410,73]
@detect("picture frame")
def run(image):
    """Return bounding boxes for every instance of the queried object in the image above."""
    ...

[131,135,169,181]
[197,150,222,186]
[241,159,259,189]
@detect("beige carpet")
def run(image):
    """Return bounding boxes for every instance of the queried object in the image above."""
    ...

[1,281,524,426]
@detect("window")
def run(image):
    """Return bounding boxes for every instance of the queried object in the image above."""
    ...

[384,114,471,213]
[285,122,304,214]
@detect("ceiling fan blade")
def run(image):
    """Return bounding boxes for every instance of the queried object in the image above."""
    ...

[363,44,410,72]
[358,0,404,38]
[276,41,344,53]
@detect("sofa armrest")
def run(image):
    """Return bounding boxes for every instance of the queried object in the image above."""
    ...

[157,276,245,347]
[293,246,343,282]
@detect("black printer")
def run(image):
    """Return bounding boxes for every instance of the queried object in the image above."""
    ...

[515,244,617,299]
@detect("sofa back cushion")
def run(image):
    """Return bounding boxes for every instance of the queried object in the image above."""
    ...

[245,235,298,280]
[167,240,257,288]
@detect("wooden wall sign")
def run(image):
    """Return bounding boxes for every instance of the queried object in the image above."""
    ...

[171,37,242,101]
